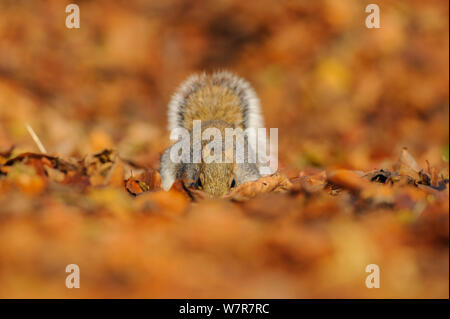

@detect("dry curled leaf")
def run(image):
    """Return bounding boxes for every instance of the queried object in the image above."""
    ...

[290,170,327,194]
[225,174,292,201]
[393,148,431,186]
[393,148,422,174]
[136,169,162,191]
[125,177,145,196]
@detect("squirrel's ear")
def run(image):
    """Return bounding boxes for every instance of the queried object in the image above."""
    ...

[160,147,179,191]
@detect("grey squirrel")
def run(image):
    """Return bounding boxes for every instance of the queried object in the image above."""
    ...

[160,71,269,197]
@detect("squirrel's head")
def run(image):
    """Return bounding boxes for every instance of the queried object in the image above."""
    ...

[195,162,236,197]
[160,120,262,197]
[160,148,261,197]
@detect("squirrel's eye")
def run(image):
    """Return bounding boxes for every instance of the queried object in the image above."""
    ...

[230,179,236,188]
[197,177,203,189]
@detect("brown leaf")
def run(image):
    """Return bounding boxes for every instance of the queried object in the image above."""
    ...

[327,169,371,192]
[125,177,144,196]
[393,148,422,174]
[136,169,162,191]
[3,152,58,167]
[225,174,292,201]
[290,170,327,194]
[392,147,434,186]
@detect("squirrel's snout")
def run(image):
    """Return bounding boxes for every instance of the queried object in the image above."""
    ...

[199,163,234,197]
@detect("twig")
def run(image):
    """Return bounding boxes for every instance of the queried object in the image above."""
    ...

[25,123,47,154]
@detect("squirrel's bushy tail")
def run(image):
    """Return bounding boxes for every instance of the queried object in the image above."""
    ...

[167,71,264,131]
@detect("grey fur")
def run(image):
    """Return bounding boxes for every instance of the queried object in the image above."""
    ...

[161,71,266,193]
